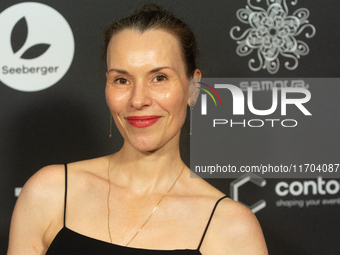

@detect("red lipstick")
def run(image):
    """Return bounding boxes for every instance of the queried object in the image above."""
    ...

[125,115,161,128]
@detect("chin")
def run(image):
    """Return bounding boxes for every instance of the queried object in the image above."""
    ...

[128,136,164,153]
[124,131,179,153]
[132,144,163,153]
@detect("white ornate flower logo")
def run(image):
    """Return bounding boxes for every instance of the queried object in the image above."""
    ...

[230,0,316,74]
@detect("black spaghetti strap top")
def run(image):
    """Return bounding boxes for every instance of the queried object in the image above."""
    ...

[45,164,228,255]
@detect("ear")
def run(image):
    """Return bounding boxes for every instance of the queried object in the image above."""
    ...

[188,69,202,107]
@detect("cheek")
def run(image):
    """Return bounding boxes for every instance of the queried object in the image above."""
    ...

[105,86,129,114]
[152,85,188,115]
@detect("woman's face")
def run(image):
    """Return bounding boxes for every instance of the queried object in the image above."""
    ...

[105,29,200,152]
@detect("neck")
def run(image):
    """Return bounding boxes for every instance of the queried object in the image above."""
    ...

[109,135,185,195]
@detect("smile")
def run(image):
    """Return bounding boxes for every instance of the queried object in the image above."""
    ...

[125,115,162,128]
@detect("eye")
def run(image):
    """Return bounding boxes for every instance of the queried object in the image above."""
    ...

[115,78,130,85]
[152,75,167,82]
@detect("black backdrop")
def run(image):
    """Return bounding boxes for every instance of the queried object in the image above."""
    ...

[1,1,340,254]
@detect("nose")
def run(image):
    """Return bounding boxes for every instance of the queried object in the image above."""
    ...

[129,81,152,109]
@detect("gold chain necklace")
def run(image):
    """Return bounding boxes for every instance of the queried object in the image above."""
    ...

[106,155,184,246]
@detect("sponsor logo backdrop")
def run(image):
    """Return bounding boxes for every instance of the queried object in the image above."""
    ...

[0,1,339,254]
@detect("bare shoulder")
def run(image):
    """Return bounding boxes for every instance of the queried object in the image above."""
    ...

[201,198,268,255]
[21,155,110,196]
[14,164,66,217]
[23,164,66,195]
[8,164,66,255]
[8,156,112,255]
[182,173,267,254]
[19,164,67,213]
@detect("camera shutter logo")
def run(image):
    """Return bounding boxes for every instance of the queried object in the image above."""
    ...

[0,2,75,92]
[230,0,316,74]
[230,173,266,213]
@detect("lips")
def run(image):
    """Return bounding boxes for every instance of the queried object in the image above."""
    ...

[125,115,162,128]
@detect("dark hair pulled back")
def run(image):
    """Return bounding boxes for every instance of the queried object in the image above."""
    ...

[103,3,199,77]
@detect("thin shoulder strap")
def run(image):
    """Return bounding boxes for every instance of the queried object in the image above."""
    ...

[197,195,228,250]
[63,164,68,227]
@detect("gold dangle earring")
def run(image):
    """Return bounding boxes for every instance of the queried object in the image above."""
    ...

[190,101,194,135]
[109,115,113,138]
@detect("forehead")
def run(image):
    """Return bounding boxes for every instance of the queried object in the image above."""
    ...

[106,29,184,70]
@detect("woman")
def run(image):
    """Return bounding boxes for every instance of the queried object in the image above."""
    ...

[7,4,268,255]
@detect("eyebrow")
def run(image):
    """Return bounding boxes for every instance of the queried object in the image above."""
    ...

[107,68,128,74]
[107,66,173,74]
[149,67,173,73]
